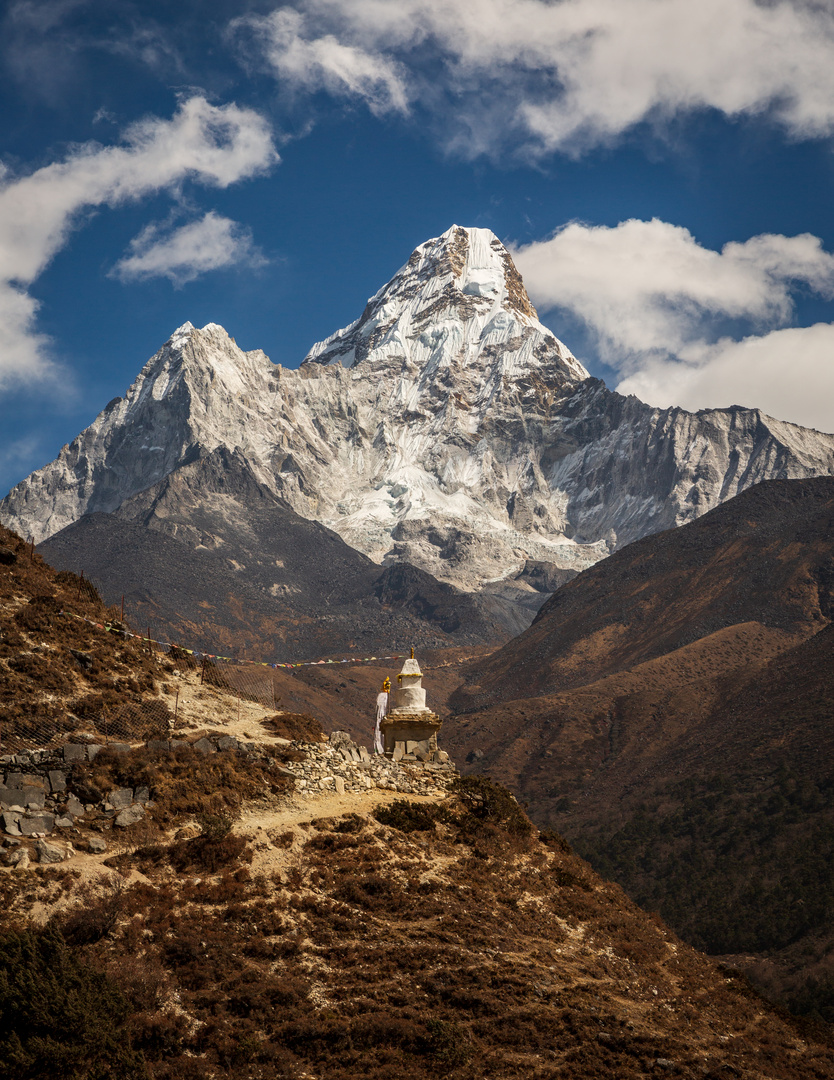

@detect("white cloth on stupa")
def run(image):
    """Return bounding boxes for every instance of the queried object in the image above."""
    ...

[374,691,388,754]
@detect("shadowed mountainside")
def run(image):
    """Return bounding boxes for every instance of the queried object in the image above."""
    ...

[39,447,517,662]
[445,477,834,1018]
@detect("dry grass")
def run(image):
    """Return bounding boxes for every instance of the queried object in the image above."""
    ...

[2,776,832,1080]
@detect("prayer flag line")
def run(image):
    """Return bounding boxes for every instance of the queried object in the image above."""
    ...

[60,610,405,669]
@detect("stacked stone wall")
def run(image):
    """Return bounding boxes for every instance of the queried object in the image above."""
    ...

[1,730,457,866]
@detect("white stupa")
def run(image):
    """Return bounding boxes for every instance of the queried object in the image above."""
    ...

[380,650,444,762]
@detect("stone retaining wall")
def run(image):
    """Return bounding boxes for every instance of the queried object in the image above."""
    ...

[284,730,456,798]
[1,729,457,866]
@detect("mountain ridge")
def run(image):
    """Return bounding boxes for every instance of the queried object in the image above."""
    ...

[3,225,834,602]
[442,475,834,1018]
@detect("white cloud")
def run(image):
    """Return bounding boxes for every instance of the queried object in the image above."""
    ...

[513,219,834,432]
[616,324,834,434]
[0,96,277,389]
[234,7,409,116]
[235,0,834,156]
[112,211,267,286]
[514,219,834,361]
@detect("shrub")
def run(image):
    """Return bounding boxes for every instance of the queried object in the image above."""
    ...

[262,712,325,742]
[0,925,147,1080]
[423,1017,473,1066]
[168,831,251,875]
[59,884,127,946]
[373,799,448,833]
[451,776,533,836]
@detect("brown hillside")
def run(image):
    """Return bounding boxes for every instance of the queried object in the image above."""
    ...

[0,525,171,750]
[451,476,834,714]
[5,513,834,1076]
[443,478,834,1019]
[1,517,474,772]
[3,774,834,1080]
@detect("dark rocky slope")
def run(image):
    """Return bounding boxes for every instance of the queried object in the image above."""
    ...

[39,447,514,661]
[445,477,834,1018]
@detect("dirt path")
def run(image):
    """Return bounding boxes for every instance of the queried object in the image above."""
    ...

[238,787,446,878]
[238,785,440,833]
[8,784,449,919]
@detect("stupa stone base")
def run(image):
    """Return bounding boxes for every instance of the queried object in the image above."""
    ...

[380,711,442,762]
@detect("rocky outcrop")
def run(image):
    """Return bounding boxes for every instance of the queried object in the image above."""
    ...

[3,226,834,599]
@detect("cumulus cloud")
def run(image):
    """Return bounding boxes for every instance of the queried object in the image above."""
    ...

[0,96,277,389]
[616,324,834,433]
[513,219,834,431]
[234,0,834,156]
[112,211,267,286]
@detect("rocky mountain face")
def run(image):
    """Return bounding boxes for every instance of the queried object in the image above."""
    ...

[445,477,834,1019]
[3,225,834,608]
[38,447,518,661]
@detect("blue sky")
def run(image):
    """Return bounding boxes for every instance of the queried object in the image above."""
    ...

[2,0,834,497]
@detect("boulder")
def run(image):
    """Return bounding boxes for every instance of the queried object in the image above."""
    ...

[21,788,46,810]
[114,804,145,828]
[63,744,86,763]
[2,812,21,836]
[109,787,134,809]
[36,838,69,864]
[19,813,55,836]
[87,835,108,854]
[194,738,215,755]
[48,770,67,793]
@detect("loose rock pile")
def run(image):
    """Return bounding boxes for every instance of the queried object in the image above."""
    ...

[282,730,457,798]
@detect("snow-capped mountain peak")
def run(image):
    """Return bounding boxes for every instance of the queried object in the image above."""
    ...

[302,225,588,385]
